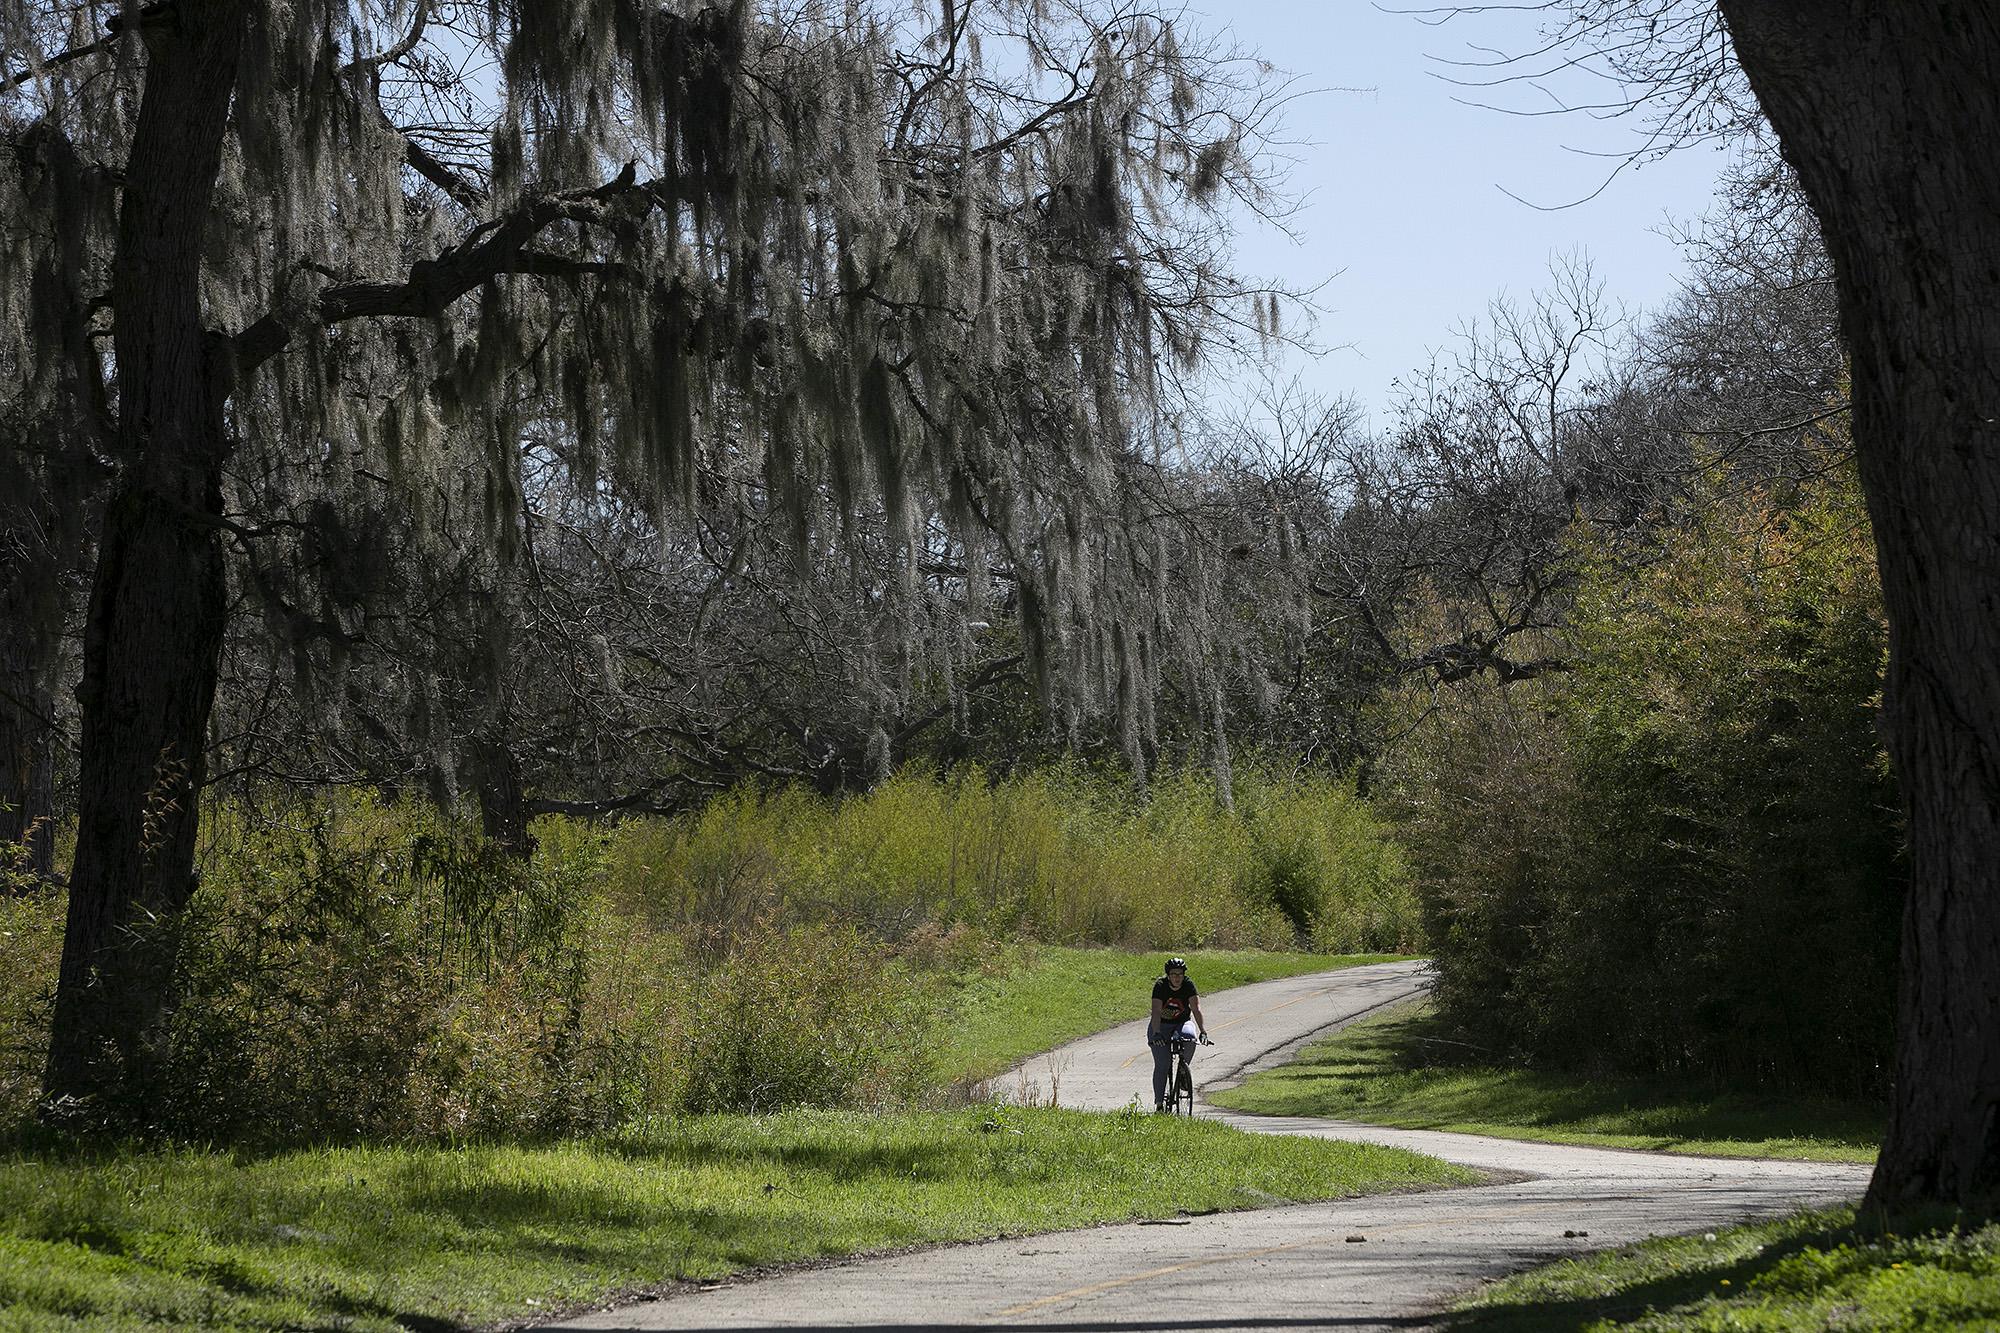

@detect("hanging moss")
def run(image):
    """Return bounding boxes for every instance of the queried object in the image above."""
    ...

[3,0,1299,796]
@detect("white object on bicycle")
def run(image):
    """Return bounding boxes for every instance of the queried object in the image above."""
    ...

[1175,1021,1197,1041]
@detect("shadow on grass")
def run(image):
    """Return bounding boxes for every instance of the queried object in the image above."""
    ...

[1437,1207,1992,1333]
[1437,1234,1831,1332]
[1257,1005,1883,1154]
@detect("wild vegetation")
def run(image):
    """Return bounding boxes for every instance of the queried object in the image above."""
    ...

[0,4,1914,1163]
[0,765,1410,1141]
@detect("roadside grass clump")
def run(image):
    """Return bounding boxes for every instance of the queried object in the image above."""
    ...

[680,921,949,1112]
[1445,1205,2000,1332]
[1211,1002,1881,1162]
[0,1106,1478,1332]
[157,801,632,1142]
[941,945,1414,1088]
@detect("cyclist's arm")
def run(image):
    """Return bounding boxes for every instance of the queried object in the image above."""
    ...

[1150,997,1167,1031]
[1191,995,1207,1038]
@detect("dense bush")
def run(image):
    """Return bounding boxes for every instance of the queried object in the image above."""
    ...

[681,922,949,1112]
[1389,457,1904,1095]
[154,802,652,1141]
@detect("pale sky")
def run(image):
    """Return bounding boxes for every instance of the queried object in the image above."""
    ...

[1196,2,1737,428]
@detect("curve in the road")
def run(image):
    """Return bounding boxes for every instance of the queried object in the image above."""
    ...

[540,960,1868,1332]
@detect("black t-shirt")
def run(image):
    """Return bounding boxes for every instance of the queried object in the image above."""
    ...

[1153,975,1198,1028]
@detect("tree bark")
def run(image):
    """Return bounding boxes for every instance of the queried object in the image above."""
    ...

[1720,0,2000,1212]
[43,0,245,1104]
[472,735,535,858]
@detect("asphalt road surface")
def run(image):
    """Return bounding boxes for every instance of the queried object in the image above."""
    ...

[539,960,1869,1331]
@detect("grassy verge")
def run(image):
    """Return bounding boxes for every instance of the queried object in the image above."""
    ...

[0,1106,1476,1331]
[1444,1205,2000,1332]
[938,947,1414,1084]
[1209,1002,1881,1162]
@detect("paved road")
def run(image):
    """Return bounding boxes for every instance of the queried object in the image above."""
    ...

[540,961,1869,1331]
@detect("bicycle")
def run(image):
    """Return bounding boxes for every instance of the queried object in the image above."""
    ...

[1157,1026,1214,1115]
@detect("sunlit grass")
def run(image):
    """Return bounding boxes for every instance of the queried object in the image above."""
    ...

[939,946,1416,1084]
[0,1107,1475,1331]
[1211,1002,1881,1162]
[1445,1205,2000,1332]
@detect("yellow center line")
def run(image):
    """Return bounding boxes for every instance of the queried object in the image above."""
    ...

[994,1202,1569,1320]
[1213,987,1333,1031]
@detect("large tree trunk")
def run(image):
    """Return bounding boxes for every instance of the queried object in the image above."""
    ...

[472,735,535,858]
[43,1,245,1105]
[1720,0,2000,1212]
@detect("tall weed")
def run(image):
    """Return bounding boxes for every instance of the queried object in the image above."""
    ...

[601,763,1416,953]
[682,922,945,1112]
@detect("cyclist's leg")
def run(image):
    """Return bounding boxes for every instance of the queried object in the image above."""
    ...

[1150,1030,1172,1108]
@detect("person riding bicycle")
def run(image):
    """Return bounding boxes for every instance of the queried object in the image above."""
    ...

[1149,955,1208,1111]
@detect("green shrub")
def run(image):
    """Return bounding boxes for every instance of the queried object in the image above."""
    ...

[160,796,626,1142]
[682,923,945,1112]
[1234,770,1419,953]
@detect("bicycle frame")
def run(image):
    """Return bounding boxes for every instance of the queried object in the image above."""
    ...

[1165,1034,1197,1115]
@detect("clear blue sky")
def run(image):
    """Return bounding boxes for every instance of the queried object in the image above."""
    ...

[1194,2,1737,428]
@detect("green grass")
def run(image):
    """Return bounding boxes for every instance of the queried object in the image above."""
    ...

[1210,1002,1881,1162]
[0,1106,1476,1331]
[938,946,1414,1084]
[1444,1205,2000,1332]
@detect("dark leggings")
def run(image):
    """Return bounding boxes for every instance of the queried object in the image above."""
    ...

[1151,1031,1186,1105]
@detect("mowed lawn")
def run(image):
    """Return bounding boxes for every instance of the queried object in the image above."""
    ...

[0,1107,1473,1332]
[1211,1001,1881,1162]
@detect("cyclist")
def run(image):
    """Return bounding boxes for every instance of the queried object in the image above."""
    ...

[1149,955,1209,1110]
